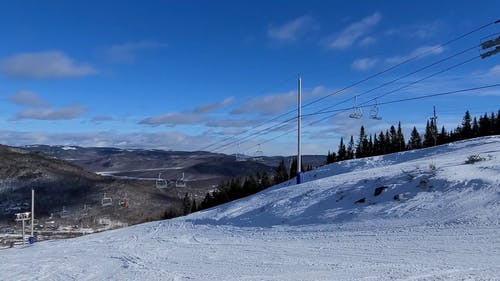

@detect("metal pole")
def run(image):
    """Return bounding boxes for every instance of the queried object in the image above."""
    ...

[297,74,302,184]
[31,188,34,237]
[22,220,25,245]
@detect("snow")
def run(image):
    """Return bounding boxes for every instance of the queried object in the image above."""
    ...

[1,136,500,280]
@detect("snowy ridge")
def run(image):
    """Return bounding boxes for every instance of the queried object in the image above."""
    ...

[1,136,499,280]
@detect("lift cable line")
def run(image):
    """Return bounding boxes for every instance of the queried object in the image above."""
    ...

[245,83,500,154]
[306,54,481,127]
[231,52,483,153]
[300,84,500,119]
[192,20,498,155]
[312,44,481,117]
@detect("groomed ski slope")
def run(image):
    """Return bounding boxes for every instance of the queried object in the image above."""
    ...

[1,136,499,280]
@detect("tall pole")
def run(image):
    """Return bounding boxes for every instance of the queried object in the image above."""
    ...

[31,188,34,238]
[297,74,302,184]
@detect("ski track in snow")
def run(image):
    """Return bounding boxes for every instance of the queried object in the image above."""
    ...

[1,136,499,280]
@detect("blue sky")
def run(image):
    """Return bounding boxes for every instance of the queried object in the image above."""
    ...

[0,0,499,156]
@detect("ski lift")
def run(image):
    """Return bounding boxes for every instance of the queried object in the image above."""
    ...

[250,144,264,162]
[155,173,169,189]
[349,96,363,119]
[101,193,112,207]
[369,99,382,120]
[60,206,70,219]
[175,172,187,188]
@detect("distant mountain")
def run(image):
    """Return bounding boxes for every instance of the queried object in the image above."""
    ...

[0,145,181,230]
[24,145,326,183]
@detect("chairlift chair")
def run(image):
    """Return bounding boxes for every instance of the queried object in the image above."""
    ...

[252,145,264,162]
[101,193,113,207]
[349,96,363,119]
[175,172,187,188]
[60,206,70,218]
[369,99,382,120]
[155,173,169,189]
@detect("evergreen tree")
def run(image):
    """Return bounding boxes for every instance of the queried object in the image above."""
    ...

[396,122,405,152]
[191,198,197,213]
[337,137,346,161]
[472,117,479,137]
[389,125,397,152]
[356,126,368,158]
[326,150,337,164]
[275,160,289,184]
[423,120,433,147]
[437,126,448,145]
[367,135,374,157]
[408,126,422,149]
[289,158,297,179]
[347,136,355,159]
[182,193,192,215]
[479,113,491,136]
[461,110,472,139]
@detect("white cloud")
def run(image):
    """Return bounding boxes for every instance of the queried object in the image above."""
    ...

[105,40,167,63]
[0,51,97,78]
[9,90,50,107]
[14,105,87,120]
[139,112,204,126]
[205,118,258,128]
[326,12,381,49]
[488,65,500,77]
[267,15,317,41]
[231,90,296,115]
[194,96,234,113]
[351,58,379,71]
[359,36,376,46]
[385,45,444,64]
[385,21,442,40]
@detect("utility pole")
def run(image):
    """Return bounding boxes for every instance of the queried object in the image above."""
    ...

[31,188,34,239]
[297,74,302,184]
[431,106,438,146]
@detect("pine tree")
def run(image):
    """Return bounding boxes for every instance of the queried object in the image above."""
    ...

[408,126,422,149]
[479,113,490,136]
[461,110,472,139]
[356,126,367,158]
[347,136,355,159]
[396,122,405,152]
[389,125,397,152]
[472,117,479,137]
[437,126,448,145]
[289,158,297,179]
[367,135,374,157]
[182,193,192,215]
[423,120,433,147]
[337,137,346,161]
[326,150,337,164]
[275,160,289,184]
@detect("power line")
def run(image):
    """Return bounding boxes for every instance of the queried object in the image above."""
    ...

[195,20,498,154]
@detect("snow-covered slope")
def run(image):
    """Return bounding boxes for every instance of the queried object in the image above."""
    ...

[1,136,499,281]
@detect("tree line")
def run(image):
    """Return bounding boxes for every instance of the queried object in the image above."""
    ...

[327,110,500,164]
